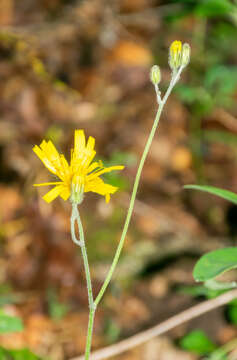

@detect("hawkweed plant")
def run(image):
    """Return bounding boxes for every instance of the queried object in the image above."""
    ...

[33,40,190,360]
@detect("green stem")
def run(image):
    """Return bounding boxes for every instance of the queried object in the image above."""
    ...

[94,66,184,307]
[71,203,95,360]
[70,65,183,359]
[84,306,95,360]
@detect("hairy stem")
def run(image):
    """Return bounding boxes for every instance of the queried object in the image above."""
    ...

[71,203,95,360]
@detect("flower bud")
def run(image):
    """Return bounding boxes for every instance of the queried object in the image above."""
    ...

[169,40,182,70]
[150,65,161,85]
[181,43,191,67]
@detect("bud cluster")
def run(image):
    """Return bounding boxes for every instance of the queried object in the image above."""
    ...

[169,40,190,71]
[150,40,190,104]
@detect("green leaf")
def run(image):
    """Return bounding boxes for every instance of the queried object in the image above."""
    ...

[0,347,43,359]
[193,247,237,281]
[0,314,23,333]
[195,0,234,17]
[180,330,216,354]
[184,185,237,205]
[7,348,41,360]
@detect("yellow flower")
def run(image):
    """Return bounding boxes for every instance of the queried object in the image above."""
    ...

[33,130,124,204]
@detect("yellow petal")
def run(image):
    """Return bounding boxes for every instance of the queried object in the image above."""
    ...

[81,149,96,169]
[59,186,70,200]
[34,182,63,187]
[86,161,100,174]
[74,130,86,157]
[41,140,62,170]
[33,145,57,174]
[86,136,95,151]
[87,165,124,181]
[58,154,71,181]
[43,141,60,160]
[85,177,118,199]
[42,185,63,203]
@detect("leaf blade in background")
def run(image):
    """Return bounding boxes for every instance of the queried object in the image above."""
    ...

[179,329,216,355]
[193,247,237,282]
[0,313,23,334]
[0,347,43,360]
[195,0,234,17]
[204,130,237,148]
[184,185,237,204]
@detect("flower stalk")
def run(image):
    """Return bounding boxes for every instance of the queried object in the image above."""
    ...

[72,46,188,360]
[71,202,95,360]
[33,40,190,360]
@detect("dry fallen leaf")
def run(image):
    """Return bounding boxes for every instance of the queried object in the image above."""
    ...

[108,40,152,66]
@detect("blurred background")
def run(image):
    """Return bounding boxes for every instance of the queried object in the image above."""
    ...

[0,0,237,359]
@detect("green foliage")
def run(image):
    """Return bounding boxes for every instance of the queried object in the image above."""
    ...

[0,347,43,360]
[165,0,235,22]
[176,65,237,114]
[180,329,216,355]
[0,284,22,306]
[193,247,237,282]
[104,319,121,344]
[204,65,237,108]
[47,288,69,320]
[184,185,237,205]
[179,284,224,299]
[210,22,237,54]
[204,279,237,291]
[0,312,23,334]
[227,299,237,325]
[204,130,237,149]
[185,184,237,288]
[175,84,213,115]
[194,0,234,17]
[102,151,136,191]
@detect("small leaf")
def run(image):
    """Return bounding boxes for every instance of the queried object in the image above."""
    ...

[180,329,216,355]
[0,314,23,333]
[184,185,237,205]
[193,247,237,282]
[0,347,42,359]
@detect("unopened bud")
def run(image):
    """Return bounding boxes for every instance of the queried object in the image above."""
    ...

[181,43,190,67]
[150,65,161,85]
[169,40,182,70]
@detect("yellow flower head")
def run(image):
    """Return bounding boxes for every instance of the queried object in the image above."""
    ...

[169,40,182,70]
[33,130,124,204]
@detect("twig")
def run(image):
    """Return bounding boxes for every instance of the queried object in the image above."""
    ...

[71,289,237,360]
